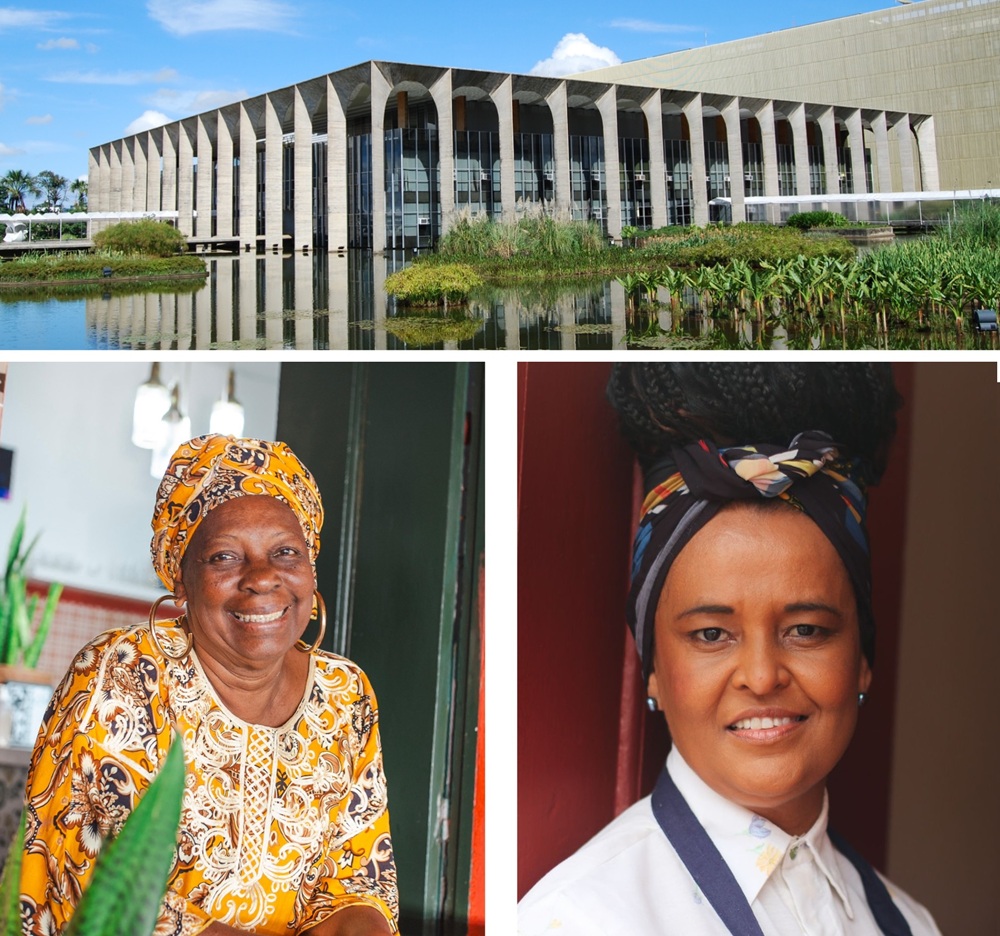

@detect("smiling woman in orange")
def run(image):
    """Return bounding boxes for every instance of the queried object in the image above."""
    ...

[20,435,397,936]
[518,364,941,936]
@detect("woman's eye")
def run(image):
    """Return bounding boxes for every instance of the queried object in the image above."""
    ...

[275,546,300,557]
[791,624,821,638]
[208,552,238,563]
[695,627,726,643]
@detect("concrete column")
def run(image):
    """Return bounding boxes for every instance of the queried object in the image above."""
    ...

[642,90,668,230]
[819,107,840,196]
[216,112,234,239]
[162,126,177,215]
[430,69,455,237]
[134,136,149,213]
[264,94,283,248]
[872,111,891,192]
[177,122,195,236]
[596,86,622,238]
[239,104,257,244]
[121,138,136,212]
[722,98,745,224]
[683,95,709,226]
[110,141,122,212]
[87,148,99,210]
[196,115,213,237]
[892,114,916,193]
[326,77,348,251]
[546,82,571,217]
[846,109,867,194]
[146,131,162,212]
[493,76,516,221]
[914,117,939,191]
[292,86,313,251]
[789,102,811,198]
[609,280,627,348]
[757,100,779,219]
[370,63,392,254]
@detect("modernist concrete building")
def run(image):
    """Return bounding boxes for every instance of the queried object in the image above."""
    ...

[89,53,939,251]
[585,0,999,193]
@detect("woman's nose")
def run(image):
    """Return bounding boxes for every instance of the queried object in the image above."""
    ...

[732,637,791,695]
[240,554,280,591]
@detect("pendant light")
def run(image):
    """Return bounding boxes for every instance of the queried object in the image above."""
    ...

[150,381,192,479]
[132,363,171,449]
[209,368,245,437]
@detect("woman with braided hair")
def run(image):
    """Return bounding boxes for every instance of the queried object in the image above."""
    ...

[518,364,941,936]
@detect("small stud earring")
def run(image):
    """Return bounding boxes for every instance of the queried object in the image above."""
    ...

[858,692,868,708]
[646,696,659,712]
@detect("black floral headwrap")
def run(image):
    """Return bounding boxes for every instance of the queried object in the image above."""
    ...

[626,431,875,682]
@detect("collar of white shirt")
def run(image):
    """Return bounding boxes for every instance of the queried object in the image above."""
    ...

[666,746,856,920]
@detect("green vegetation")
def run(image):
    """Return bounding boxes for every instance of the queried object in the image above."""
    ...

[0,507,62,669]
[93,220,187,257]
[786,210,851,230]
[615,206,1000,333]
[383,311,485,346]
[0,740,184,936]
[0,251,206,285]
[384,262,482,306]
[437,212,606,260]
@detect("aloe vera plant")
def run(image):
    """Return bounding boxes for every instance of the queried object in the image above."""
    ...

[0,507,63,669]
[65,738,185,936]
[0,740,184,936]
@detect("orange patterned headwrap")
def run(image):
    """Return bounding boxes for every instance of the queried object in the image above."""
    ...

[150,434,324,592]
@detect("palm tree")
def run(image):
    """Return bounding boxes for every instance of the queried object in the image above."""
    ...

[35,170,69,211]
[1,169,40,213]
[70,177,88,211]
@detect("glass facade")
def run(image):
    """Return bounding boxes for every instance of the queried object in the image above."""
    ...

[513,133,554,208]
[570,135,606,227]
[454,131,501,219]
[619,137,652,229]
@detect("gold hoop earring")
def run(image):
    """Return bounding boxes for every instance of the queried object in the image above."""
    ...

[297,590,327,654]
[148,593,193,661]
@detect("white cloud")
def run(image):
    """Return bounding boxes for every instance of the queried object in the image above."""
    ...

[530,34,622,77]
[124,110,171,135]
[610,19,701,34]
[0,142,25,157]
[0,9,69,30]
[147,0,298,36]
[0,83,7,109]
[144,87,247,114]
[37,37,79,50]
[25,114,53,125]
[46,67,179,86]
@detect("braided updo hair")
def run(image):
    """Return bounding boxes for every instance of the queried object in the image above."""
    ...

[607,363,901,484]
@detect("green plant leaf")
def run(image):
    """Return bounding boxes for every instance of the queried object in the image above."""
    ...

[0,810,26,936]
[3,507,27,588]
[22,582,63,669]
[64,737,185,936]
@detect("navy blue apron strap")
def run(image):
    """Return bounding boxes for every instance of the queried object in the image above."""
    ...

[652,765,913,936]
[828,829,913,936]
[651,765,767,936]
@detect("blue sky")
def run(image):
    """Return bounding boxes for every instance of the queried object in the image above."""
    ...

[1,0,892,193]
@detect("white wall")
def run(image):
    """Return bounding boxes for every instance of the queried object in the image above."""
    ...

[0,362,280,600]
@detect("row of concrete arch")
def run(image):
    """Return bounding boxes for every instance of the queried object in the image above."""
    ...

[89,60,939,252]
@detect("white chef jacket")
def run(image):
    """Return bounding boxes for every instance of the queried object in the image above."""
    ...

[518,747,942,936]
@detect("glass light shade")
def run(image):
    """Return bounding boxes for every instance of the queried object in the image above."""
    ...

[210,399,245,437]
[150,384,192,479]
[132,364,170,449]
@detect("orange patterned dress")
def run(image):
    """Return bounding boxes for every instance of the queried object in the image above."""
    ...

[19,624,398,935]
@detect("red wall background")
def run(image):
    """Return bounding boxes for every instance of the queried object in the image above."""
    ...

[517,362,914,898]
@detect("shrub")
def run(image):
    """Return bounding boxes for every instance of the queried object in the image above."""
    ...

[786,211,850,230]
[93,219,187,257]
[384,262,483,306]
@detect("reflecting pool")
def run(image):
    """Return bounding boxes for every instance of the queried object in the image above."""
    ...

[1,251,996,350]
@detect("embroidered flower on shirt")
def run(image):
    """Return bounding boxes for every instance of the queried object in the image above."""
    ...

[755,843,782,875]
[748,815,771,839]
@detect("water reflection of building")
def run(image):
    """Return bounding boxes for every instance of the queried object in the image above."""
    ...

[89,46,939,249]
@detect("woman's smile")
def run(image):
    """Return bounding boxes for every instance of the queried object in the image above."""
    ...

[725,708,808,741]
